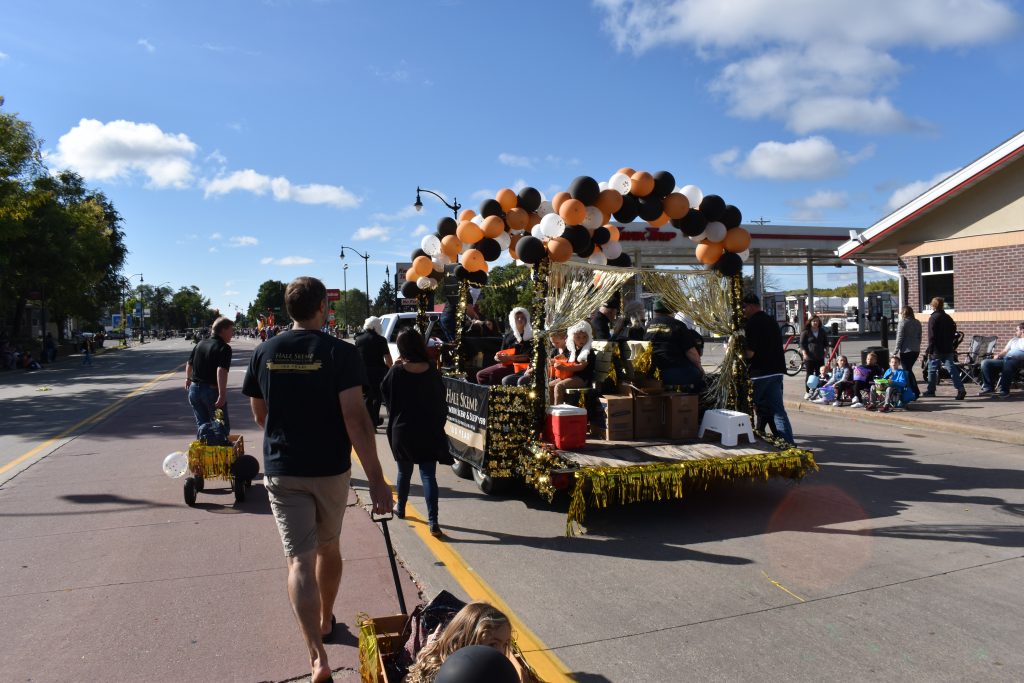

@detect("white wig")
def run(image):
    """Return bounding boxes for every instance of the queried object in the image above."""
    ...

[566,320,593,363]
[363,316,382,334]
[508,307,533,343]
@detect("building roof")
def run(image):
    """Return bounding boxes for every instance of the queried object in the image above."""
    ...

[837,128,1024,259]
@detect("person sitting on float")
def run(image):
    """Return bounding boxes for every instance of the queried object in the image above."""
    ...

[476,308,533,386]
[590,293,620,340]
[643,298,705,391]
[518,328,568,387]
[549,320,595,405]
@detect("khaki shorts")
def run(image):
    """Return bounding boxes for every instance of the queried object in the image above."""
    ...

[265,471,351,557]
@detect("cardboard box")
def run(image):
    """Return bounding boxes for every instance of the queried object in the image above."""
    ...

[620,377,663,397]
[663,393,699,439]
[598,395,634,440]
[634,395,665,439]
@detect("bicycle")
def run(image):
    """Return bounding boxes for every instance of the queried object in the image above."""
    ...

[781,335,803,376]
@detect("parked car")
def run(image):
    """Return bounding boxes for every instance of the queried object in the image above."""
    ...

[377,312,443,359]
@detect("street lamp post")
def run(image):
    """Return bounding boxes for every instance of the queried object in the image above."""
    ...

[414,187,461,219]
[339,246,371,319]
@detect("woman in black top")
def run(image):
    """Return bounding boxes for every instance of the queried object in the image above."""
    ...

[354,316,393,427]
[799,315,830,384]
[381,329,448,537]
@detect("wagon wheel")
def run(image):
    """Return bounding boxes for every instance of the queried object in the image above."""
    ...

[194,476,204,492]
[472,467,510,496]
[183,478,198,507]
[451,459,474,480]
[233,478,246,504]
[783,348,804,377]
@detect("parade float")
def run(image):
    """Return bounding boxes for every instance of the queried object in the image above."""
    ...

[400,169,818,534]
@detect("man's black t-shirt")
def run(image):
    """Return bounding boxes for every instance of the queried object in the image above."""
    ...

[188,337,232,384]
[644,314,695,371]
[744,310,786,378]
[589,311,613,340]
[242,329,367,477]
[354,330,390,370]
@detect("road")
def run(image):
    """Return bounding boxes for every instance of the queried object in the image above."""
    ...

[2,337,1021,681]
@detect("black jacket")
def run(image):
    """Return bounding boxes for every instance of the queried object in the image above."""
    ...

[799,327,829,361]
[926,309,957,355]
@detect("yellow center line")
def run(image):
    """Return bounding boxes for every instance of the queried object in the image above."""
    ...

[378,474,573,682]
[0,365,183,477]
[762,570,806,603]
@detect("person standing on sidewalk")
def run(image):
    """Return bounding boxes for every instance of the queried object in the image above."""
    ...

[742,293,795,445]
[242,276,392,683]
[799,315,830,388]
[895,306,922,398]
[185,316,235,435]
[923,297,966,400]
[354,316,392,427]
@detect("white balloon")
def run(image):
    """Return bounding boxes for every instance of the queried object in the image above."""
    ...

[582,206,604,231]
[598,181,608,191]
[609,172,632,195]
[162,451,189,479]
[680,184,703,209]
[495,232,511,250]
[688,231,707,243]
[431,253,450,268]
[536,200,554,217]
[588,250,608,266]
[421,234,441,256]
[602,240,623,259]
[531,224,545,239]
[737,249,750,262]
[426,277,438,290]
[416,276,432,289]
[540,212,566,239]
[471,214,484,226]
[705,221,727,243]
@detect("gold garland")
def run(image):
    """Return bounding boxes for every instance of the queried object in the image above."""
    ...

[480,267,532,290]
[356,613,380,683]
[522,440,571,501]
[486,385,535,479]
[566,447,818,535]
[447,280,470,378]
[187,440,237,480]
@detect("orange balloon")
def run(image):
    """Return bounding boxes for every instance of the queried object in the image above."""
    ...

[506,207,529,231]
[496,188,517,213]
[546,237,573,263]
[663,192,690,220]
[528,211,542,228]
[617,167,636,177]
[648,212,669,228]
[441,234,461,258]
[630,171,655,197]
[413,255,434,277]
[459,209,476,222]
[461,248,485,272]
[559,198,587,226]
[456,221,484,244]
[594,189,624,216]
[695,241,725,265]
[482,215,506,238]
[605,225,620,241]
[723,227,751,253]
[551,191,571,213]
[509,233,521,259]
[481,261,489,273]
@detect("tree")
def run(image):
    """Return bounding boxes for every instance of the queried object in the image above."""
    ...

[249,280,287,326]
[372,279,397,316]
[333,289,368,331]
[168,286,214,330]
[478,264,533,326]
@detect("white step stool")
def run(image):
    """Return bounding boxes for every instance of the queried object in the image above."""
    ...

[698,409,755,447]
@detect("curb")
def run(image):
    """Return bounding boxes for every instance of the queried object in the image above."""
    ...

[785,399,1024,446]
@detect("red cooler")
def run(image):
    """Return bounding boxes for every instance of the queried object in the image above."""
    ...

[544,405,588,450]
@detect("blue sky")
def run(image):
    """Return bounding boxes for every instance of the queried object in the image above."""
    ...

[3,0,1023,313]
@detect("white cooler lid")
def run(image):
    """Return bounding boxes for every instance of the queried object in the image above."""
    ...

[547,404,587,416]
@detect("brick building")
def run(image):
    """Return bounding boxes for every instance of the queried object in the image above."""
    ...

[838,130,1024,342]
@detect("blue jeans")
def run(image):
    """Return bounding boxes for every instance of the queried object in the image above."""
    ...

[926,353,964,393]
[396,460,438,525]
[188,383,230,435]
[660,364,703,389]
[752,375,794,445]
[981,357,1021,392]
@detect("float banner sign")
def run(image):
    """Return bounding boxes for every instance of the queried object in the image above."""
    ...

[443,377,488,468]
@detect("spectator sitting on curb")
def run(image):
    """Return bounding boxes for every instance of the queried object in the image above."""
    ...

[850,351,883,408]
[823,355,854,405]
[979,321,1024,398]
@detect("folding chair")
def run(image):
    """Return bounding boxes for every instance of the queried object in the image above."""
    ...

[956,334,998,386]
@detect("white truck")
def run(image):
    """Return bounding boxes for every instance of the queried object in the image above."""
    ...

[377,311,443,359]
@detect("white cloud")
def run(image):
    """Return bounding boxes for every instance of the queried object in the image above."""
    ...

[371,205,419,221]
[210,232,223,240]
[228,235,259,247]
[137,38,155,53]
[413,225,430,236]
[471,189,493,201]
[717,136,872,180]
[203,169,360,208]
[209,246,218,253]
[0,52,8,61]
[498,153,533,168]
[353,226,391,241]
[884,169,959,213]
[50,119,197,188]
[595,0,1019,133]
[787,190,849,221]
[205,149,228,166]
[224,290,240,296]
[261,256,314,266]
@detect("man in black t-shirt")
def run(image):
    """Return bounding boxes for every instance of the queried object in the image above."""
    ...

[185,316,234,435]
[644,299,704,389]
[742,293,794,444]
[242,276,392,683]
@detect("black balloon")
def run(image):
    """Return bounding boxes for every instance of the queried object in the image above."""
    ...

[568,175,601,206]
[608,253,632,267]
[437,217,457,237]
[561,225,589,253]
[453,265,470,280]
[577,241,596,258]
[517,186,542,212]
[435,645,519,683]
[652,170,675,198]
[401,281,421,298]
[514,235,546,264]
[431,267,446,281]
[698,194,726,222]
[674,209,708,237]
[592,226,611,245]
[469,269,489,285]
[479,198,503,218]
[612,193,640,223]
[714,251,743,277]
[411,248,428,260]
[720,205,742,230]
[637,196,664,222]
[478,237,501,262]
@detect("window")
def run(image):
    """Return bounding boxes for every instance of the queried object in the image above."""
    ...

[919,254,954,309]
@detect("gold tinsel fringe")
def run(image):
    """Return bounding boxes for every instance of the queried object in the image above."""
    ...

[566,448,818,535]
[356,613,380,683]
[187,440,239,480]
